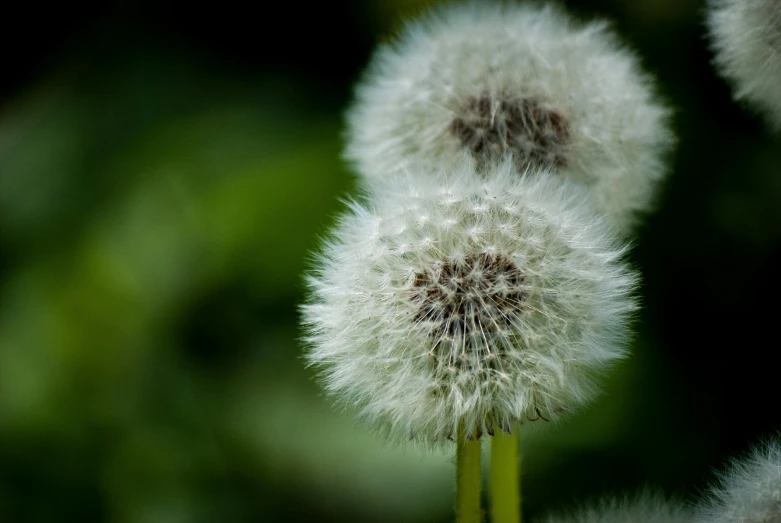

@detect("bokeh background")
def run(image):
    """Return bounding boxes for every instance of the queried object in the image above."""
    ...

[2,1,780,521]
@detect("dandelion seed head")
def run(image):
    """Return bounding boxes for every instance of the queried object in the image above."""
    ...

[345,2,674,231]
[542,491,690,523]
[694,439,781,523]
[301,159,638,444]
[707,0,781,129]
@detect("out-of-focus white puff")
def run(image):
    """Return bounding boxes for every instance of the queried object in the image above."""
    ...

[301,158,637,445]
[694,438,781,523]
[345,2,674,231]
[541,491,690,523]
[707,0,781,129]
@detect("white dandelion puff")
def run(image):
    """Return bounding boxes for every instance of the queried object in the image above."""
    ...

[345,2,674,231]
[301,158,638,444]
[694,438,781,523]
[541,491,690,523]
[707,0,781,129]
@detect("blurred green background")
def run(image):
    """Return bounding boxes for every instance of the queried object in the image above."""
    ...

[2,1,781,521]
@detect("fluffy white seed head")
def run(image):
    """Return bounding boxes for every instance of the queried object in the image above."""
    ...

[345,2,674,231]
[694,439,781,523]
[541,491,690,523]
[707,0,781,129]
[302,158,637,444]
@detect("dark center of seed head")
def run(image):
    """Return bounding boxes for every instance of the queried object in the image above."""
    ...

[449,95,570,171]
[412,253,564,435]
[411,252,526,364]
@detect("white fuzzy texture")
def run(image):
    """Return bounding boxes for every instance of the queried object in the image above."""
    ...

[345,2,674,231]
[302,159,637,444]
[707,0,781,129]
[695,439,781,523]
[542,491,690,523]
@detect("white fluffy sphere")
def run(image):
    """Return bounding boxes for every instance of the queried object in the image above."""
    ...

[542,492,690,523]
[345,3,674,231]
[695,439,781,523]
[302,159,637,444]
[707,0,781,129]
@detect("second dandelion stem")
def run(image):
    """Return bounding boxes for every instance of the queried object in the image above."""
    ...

[490,426,521,523]
[456,429,481,523]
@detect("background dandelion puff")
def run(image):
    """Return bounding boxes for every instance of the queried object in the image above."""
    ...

[346,2,674,231]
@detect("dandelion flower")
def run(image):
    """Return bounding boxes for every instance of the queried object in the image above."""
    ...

[707,0,781,129]
[302,158,637,444]
[694,439,781,523]
[542,491,690,523]
[345,3,673,231]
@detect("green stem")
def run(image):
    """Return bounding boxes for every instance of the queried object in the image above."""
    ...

[490,425,521,523]
[456,429,482,523]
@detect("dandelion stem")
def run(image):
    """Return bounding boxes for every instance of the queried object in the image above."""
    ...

[456,427,481,523]
[490,425,521,523]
